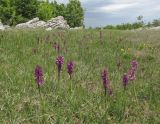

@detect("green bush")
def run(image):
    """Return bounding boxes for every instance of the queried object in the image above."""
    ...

[38,2,56,21]
[65,0,84,27]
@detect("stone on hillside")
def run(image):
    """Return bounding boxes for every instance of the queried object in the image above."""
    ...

[16,22,29,28]
[70,26,83,30]
[26,17,39,24]
[46,27,52,31]
[45,16,70,29]
[31,21,46,28]
[0,22,10,30]
[3,25,10,29]
[0,21,5,30]
[15,16,70,30]
[16,17,45,28]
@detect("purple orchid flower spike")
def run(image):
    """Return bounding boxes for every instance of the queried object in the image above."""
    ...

[67,61,74,79]
[101,69,111,96]
[123,73,129,89]
[55,56,64,81]
[35,65,44,86]
[127,60,139,81]
[131,60,138,70]
[35,65,44,96]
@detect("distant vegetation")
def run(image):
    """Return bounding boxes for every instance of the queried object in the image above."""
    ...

[104,22,143,30]
[103,16,160,30]
[0,0,84,27]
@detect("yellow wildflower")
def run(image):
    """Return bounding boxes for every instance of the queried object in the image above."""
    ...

[121,49,124,52]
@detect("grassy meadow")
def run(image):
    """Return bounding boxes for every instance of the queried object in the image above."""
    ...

[0,29,160,123]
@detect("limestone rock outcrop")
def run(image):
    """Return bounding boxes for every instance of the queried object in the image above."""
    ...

[16,17,46,28]
[45,16,70,29]
[16,16,70,30]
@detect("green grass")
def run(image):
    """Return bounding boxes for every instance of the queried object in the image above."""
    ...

[0,29,160,123]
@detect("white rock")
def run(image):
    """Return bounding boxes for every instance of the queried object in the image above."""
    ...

[32,21,46,28]
[70,26,83,30]
[26,17,39,24]
[3,25,10,29]
[0,21,5,30]
[16,23,28,28]
[45,16,70,29]
[45,27,52,31]
[4,25,10,29]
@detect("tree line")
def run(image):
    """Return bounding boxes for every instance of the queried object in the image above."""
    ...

[103,16,160,30]
[0,0,84,27]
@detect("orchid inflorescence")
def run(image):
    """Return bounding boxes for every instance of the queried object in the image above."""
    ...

[101,69,113,96]
[122,60,139,88]
[67,61,74,79]
[35,65,44,86]
[56,56,64,72]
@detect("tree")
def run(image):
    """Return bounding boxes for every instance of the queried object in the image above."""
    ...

[15,0,39,20]
[0,0,37,25]
[65,0,84,27]
[38,2,56,21]
[104,25,115,29]
[137,15,144,27]
[152,19,160,27]
[147,22,151,27]
[52,1,66,17]
[0,0,17,25]
[137,15,143,21]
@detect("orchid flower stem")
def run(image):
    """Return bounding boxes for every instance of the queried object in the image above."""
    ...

[104,88,107,97]
[58,71,60,83]
[70,80,73,93]
[38,85,42,99]
[133,83,138,104]
[104,88,107,109]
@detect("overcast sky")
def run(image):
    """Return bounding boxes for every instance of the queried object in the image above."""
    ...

[49,0,160,27]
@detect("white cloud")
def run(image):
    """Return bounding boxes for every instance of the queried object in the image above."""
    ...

[49,0,90,3]
[112,0,150,4]
[98,3,138,13]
